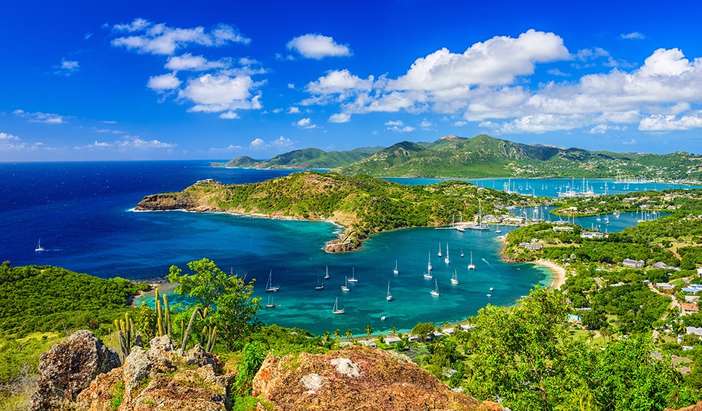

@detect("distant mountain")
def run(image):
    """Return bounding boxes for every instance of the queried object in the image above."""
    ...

[339,135,702,180]
[221,147,380,169]
[218,135,702,180]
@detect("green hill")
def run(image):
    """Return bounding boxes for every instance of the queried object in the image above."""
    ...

[136,172,534,252]
[339,135,702,179]
[223,147,380,169]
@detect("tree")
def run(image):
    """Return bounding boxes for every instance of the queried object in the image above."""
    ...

[168,258,260,348]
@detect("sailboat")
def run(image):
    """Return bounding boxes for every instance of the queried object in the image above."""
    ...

[386,281,393,302]
[348,266,358,283]
[265,295,276,309]
[495,224,502,234]
[323,265,331,280]
[340,276,350,293]
[265,270,280,293]
[34,239,45,253]
[437,241,442,257]
[467,252,476,270]
[332,297,345,315]
[424,252,433,279]
[460,249,464,258]
[450,270,459,286]
[444,243,450,264]
[314,275,325,291]
[393,259,399,276]
[430,279,440,297]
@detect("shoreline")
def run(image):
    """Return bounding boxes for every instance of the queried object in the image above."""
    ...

[532,259,567,289]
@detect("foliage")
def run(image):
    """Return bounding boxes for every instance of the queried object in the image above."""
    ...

[168,258,260,349]
[233,342,268,396]
[0,262,143,336]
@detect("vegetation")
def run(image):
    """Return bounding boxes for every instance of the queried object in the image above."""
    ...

[136,171,534,251]
[219,146,379,169]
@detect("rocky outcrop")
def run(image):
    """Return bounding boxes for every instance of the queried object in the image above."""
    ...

[135,192,197,211]
[76,335,230,411]
[30,330,120,411]
[671,402,702,411]
[252,346,501,411]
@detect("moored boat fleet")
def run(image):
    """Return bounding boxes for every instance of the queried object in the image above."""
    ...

[261,241,495,316]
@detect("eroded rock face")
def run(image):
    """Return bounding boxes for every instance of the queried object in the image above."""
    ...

[30,330,120,411]
[76,335,229,411]
[252,345,499,411]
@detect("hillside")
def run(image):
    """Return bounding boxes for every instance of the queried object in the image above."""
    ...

[339,135,702,179]
[135,172,533,252]
[220,146,380,169]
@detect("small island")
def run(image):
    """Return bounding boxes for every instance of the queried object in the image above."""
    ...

[136,171,538,252]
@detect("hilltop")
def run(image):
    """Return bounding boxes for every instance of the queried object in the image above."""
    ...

[217,146,380,169]
[135,172,533,252]
[221,135,702,180]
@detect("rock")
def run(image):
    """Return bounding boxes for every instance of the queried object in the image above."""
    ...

[252,345,498,410]
[31,330,120,411]
[76,336,231,411]
[123,346,151,401]
[671,402,702,411]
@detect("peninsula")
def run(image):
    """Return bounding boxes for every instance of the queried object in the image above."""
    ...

[135,171,535,252]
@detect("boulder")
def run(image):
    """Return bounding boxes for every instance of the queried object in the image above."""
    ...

[30,330,119,410]
[252,345,501,410]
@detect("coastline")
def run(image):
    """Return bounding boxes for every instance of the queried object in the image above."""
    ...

[532,259,566,289]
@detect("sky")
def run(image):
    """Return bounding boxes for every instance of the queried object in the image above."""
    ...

[1,0,702,161]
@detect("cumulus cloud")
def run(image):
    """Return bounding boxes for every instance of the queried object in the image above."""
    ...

[329,112,351,123]
[621,32,646,40]
[639,112,702,131]
[147,73,181,90]
[54,59,80,76]
[385,120,414,133]
[287,34,351,59]
[178,73,262,114]
[295,117,316,129]
[111,18,250,55]
[306,69,373,94]
[0,132,47,152]
[165,53,227,71]
[249,137,265,148]
[248,136,293,151]
[76,137,176,150]
[13,109,65,125]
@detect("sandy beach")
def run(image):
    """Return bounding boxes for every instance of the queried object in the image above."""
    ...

[533,259,567,289]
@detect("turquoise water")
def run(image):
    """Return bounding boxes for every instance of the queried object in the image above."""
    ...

[387,177,698,197]
[2,162,688,334]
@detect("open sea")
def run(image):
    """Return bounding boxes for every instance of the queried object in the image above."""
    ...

[1,161,696,334]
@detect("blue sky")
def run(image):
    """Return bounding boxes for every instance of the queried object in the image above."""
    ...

[1,0,702,161]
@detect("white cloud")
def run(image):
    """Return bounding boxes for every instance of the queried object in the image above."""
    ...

[55,59,80,76]
[639,112,702,131]
[178,73,262,114]
[147,73,181,90]
[547,68,569,77]
[296,117,316,129]
[272,136,293,147]
[621,32,646,40]
[385,120,414,133]
[249,137,265,148]
[219,111,239,120]
[306,69,372,94]
[287,83,296,89]
[248,136,293,151]
[288,106,300,114]
[287,34,351,59]
[13,109,65,124]
[0,131,47,152]
[0,132,19,141]
[76,137,176,150]
[419,119,432,128]
[329,112,351,123]
[165,53,227,71]
[111,19,250,55]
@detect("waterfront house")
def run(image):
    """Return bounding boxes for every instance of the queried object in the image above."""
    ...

[686,326,702,337]
[383,335,401,345]
[459,324,475,331]
[623,258,645,268]
[553,225,574,232]
[685,295,700,303]
[682,302,699,314]
[441,327,455,335]
[652,261,680,271]
[580,231,605,239]
[655,282,675,291]
[519,241,543,251]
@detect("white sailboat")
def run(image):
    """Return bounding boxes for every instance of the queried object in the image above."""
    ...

[437,241,442,257]
[340,276,350,293]
[424,252,433,279]
[323,265,331,280]
[460,249,464,258]
[495,224,502,234]
[314,275,325,291]
[386,281,393,302]
[332,297,345,315]
[430,279,440,297]
[467,252,476,270]
[450,270,459,286]
[265,295,276,309]
[34,239,45,253]
[348,266,358,283]
[444,242,450,264]
[393,259,399,276]
[265,270,280,293]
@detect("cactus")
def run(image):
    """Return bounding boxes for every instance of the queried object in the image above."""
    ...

[163,294,172,336]
[114,312,134,359]
[180,307,201,354]
[155,288,163,337]
[204,325,217,352]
